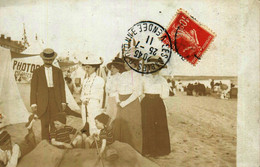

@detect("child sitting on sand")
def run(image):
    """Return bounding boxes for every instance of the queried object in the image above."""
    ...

[50,113,82,149]
[85,113,114,155]
[24,114,38,148]
[0,129,21,167]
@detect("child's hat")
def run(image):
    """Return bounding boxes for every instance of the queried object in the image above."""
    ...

[53,112,66,124]
[95,113,110,126]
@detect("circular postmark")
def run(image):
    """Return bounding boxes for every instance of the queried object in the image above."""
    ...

[121,21,172,74]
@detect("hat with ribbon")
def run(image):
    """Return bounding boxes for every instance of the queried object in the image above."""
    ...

[123,46,142,63]
[81,56,103,66]
[40,48,57,60]
[107,57,125,70]
[145,55,167,68]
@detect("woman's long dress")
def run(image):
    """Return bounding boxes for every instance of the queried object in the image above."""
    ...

[113,70,143,153]
[141,74,171,156]
[105,73,120,123]
[81,72,104,135]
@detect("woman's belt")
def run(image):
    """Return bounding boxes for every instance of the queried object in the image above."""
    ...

[107,92,117,97]
[145,93,160,99]
[118,93,132,96]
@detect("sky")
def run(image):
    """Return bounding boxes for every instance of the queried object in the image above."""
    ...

[0,0,241,76]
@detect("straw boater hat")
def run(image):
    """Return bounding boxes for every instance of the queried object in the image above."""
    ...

[107,57,125,70]
[40,48,57,60]
[81,56,103,66]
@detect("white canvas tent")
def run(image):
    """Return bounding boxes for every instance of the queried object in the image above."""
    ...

[0,47,30,127]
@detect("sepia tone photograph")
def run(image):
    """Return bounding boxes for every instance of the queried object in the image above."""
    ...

[0,0,259,167]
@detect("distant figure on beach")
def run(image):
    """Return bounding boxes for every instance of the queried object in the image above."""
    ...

[210,79,214,90]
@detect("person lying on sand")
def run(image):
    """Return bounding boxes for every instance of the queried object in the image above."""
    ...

[50,113,82,149]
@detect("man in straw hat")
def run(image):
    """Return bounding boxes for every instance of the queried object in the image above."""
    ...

[80,56,105,136]
[30,48,67,141]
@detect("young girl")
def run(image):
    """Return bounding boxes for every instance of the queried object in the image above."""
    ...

[85,113,114,156]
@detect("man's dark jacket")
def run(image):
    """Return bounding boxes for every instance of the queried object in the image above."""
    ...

[30,65,66,118]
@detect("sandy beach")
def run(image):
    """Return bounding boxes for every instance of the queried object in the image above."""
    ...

[5,91,237,167]
[149,92,237,167]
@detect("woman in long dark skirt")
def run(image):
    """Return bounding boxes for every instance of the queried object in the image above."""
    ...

[113,56,143,153]
[141,58,171,157]
[105,57,125,123]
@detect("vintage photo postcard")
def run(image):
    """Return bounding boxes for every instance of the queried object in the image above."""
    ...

[0,0,259,167]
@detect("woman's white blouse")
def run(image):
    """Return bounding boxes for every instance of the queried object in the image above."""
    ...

[117,70,142,106]
[142,74,169,99]
[81,72,105,103]
[117,71,142,95]
[106,73,120,97]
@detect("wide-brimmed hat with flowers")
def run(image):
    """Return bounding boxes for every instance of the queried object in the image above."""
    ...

[40,48,57,60]
[81,56,103,66]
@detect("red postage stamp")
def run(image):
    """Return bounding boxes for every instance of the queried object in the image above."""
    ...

[161,9,216,65]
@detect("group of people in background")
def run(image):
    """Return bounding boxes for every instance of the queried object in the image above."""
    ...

[182,79,237,99]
